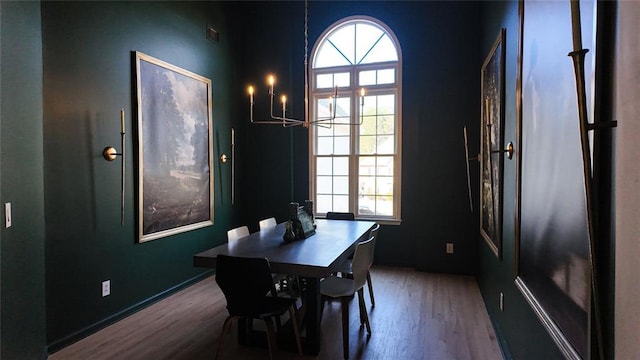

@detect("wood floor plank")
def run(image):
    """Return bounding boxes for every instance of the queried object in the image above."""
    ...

[48,266,503,360]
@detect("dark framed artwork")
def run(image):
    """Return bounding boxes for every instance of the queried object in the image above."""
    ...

[480,28,506,258]
[515,1,595,358]
[135,52,214,242]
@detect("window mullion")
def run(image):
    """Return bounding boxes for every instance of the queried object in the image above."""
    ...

[350,78,359,215]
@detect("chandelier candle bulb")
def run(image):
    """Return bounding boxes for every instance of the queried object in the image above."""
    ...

[248,86,254,104]
[281,95,287,116]
[268,75,275,95]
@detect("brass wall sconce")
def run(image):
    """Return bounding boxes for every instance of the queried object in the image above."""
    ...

[492,141,514,160]
[103,109,126,226]
[217,128,235,204]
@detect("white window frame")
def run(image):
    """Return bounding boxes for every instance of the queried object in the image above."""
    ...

[309,16,402,224]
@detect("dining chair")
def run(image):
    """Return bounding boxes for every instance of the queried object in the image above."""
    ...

[258,217,277,231]
[258,217,303,301]
[326,211,355,220]
[214,254,303,360]
[227,225,250,242]
[320,236,375,359]
[337,223,380,307]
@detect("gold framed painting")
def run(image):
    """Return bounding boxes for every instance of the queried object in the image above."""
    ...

[480,28,506,258]
[135,51,214,242]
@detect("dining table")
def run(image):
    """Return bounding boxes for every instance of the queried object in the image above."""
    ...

[193,218,376,355]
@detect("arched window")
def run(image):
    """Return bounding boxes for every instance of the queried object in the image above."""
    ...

[310,17,402,222]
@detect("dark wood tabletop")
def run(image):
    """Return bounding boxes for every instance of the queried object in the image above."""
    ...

[193,219,376,278]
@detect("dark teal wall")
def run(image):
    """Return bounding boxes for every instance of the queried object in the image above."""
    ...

[231,1,483,274]
[41,1,238,350]
[0,1,47,358]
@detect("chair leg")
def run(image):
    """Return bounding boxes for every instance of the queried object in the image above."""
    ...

[357,289,366,326]
[341,296,350,359]
[269,284,283,330]
[263,317,277,360]
[367,271,375,307]
[358,289,371,335]
[288,305,304,356]
[215,316,235,360]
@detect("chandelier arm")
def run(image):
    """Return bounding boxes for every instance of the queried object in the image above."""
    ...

[247,0,365,128]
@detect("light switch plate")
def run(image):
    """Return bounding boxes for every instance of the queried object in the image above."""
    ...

[5,203,11,228]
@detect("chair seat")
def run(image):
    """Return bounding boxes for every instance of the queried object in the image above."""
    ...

[321,276,356,298]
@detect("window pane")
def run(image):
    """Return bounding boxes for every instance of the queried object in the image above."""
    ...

[376,156,394,176]
[360,115,376,136]
[316,175,332,193]
[334,176,349,194]
[359,135,376,154]
[358,195,375,215]
[317,195,332,213]
[359,157,376,176]
[376,177,393,195]
[334,97,351,117]
[317,98,332,118]
[359,70,376,86]
[315,42,350,68]
[317,157,332,175]
[335,73,350,87]
[361,35,398,64]
[334,157,349,175]
[333,195,349,212]
[375,196,394,216]
[378,94,395,114]
[362,96,376,116]
[334,136,350,154]
[316,74,333,89]
[378,114,395,135]
[378,69,395,84]
[317,137,334,155]
[328,25,355,64]
[355,23,384,64]
[359,176,375,196]
[377,135,395,154]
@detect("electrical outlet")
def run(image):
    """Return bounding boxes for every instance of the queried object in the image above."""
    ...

[102,280,111,297]
[499,292,504,311]
[446,242,454,254]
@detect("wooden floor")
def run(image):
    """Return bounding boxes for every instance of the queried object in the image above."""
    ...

[48,266,503,360]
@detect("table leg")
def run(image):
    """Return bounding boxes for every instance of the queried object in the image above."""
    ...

[302,276,321,355]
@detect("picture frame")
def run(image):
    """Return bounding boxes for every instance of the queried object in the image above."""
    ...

[479,28,506,258]
[514,1,596,358]
[135,51,214,242]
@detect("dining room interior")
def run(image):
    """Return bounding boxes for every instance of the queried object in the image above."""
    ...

[1,1,638,359]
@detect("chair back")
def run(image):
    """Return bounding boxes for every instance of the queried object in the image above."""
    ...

[351,236,376,290]
[258,217,277,231]
[215,255,275,315]
[326,212,355,220]
[368,223,380,262]
[227,225,250,242]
